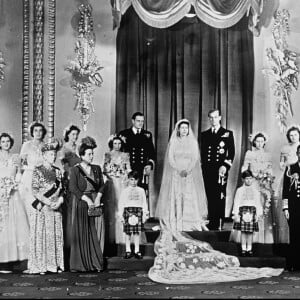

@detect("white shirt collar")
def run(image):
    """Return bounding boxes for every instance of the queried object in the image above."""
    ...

[132,127,141,134]
[212,125,221,133]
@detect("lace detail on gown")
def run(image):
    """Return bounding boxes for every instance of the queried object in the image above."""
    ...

[148,229,283,284]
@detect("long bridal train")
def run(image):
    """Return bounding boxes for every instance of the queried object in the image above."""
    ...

[148,225,283,284]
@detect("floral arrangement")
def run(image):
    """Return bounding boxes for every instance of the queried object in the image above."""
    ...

[65,3,103,131]
[0,51,5,88]
[0,176,18,202]
[108,163,125,177]
[254,171,275,217]
[262,9,299,133]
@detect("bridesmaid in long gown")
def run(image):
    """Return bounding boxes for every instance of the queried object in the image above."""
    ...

[19,122,46,217]
[69,136,105,272]
[230,132,275,244]
[102,135,131,247]
[58,124,81,270]
[0,133,29,272]
[275,125,300,244]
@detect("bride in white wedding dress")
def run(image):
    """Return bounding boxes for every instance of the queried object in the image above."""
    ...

[149,119,283,284]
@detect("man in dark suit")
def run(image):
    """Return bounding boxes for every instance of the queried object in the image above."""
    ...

[282,145,300,271]
[201,109,235,230]
[118,112,156,195]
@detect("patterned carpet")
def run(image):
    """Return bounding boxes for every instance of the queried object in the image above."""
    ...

[1,269,300,299]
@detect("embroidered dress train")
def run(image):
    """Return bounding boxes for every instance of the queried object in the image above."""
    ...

[149,119,283,284]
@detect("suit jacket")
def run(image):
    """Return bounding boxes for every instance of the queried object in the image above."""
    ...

[282,162,300,212]
[69,164,105,201]
[200,126,235,171]
[118,127,156,173]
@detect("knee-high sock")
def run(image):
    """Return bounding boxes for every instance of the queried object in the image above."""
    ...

[125,234,131,252]
[134,234,140,253]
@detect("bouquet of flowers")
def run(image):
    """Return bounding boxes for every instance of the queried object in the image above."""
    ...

[0,176,18,202]
[255,171,275,217]
[109,163,124,177]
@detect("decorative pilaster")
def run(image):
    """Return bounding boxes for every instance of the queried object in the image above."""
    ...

[33,0,45,122]
[22,0,30,143]
[47,0,56,139]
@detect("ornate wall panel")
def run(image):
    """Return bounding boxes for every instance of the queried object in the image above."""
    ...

[22,0,57,141]
[47,0,56,139]
[33,0,45,122]
[22,0,30,143]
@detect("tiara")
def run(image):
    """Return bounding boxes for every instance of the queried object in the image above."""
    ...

[41,137,62,152]
[63,123,81,138]
[107,134,126,145]
[0,132,14,140]
[286,124,300,132]
[248,131,268,144]
[28,121,46,134]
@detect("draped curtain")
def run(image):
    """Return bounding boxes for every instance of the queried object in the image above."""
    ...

[115,5,255,216]
[112,0,262,34]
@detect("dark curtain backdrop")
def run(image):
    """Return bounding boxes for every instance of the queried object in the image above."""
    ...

[115,7,254,216]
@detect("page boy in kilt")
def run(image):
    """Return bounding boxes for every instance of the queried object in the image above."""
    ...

[231,170,263,257]
[118,171,149,259]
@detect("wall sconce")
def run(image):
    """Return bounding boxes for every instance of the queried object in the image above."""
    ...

[66,3,103,131]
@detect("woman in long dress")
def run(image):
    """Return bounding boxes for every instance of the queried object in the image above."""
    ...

[19,122,46,216]
[102,135,131,246]
[0,133,29,270]
[69,136,105,272]
[148,119,283,284]
[275,125,300,243]
[58,124,81,270]
[28,139,64,274]
[230,132,275,244]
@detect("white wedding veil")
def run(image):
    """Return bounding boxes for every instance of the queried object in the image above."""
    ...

[155,119,208,229]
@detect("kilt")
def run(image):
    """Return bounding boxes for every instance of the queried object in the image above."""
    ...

[123,207,144,235]
[233,206,259,233]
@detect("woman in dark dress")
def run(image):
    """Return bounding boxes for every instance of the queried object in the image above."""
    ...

[69,136,105,272]
[58,124,81,270]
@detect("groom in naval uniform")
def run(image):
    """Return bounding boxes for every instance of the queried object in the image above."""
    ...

[282,145,300,271]
[201,109,235,230]
[118,112,156,204]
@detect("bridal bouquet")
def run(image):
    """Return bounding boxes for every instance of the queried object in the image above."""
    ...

[0,176,18,201]
[109,163,124,177]
[255,171,275,217]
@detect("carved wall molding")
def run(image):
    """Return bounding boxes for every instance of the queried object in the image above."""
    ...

[22,0,30,143]
[47,0,56,139]
[33,0,45,122]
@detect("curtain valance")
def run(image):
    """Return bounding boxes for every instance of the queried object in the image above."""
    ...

[111,0,263,35]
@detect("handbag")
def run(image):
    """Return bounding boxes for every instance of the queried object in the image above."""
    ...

[88,205,103,217]
[76,166,104,217]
